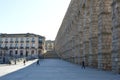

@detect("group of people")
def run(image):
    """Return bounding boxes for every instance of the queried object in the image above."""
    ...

[22,56,85,68]
[22,59,40,65]
[23,55,42,65]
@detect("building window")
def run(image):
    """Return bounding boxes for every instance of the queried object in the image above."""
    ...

[38,50,41,54]
[2,38,5,43]
[0,51,2,56]
[16,38,18,41]
[26,44,29,48]
[5,44,7,47]
[26,51,28,57]
[32,37,35,40]
[5,38,8,41]
[15,44,18,48]
[32,37,35,42]
[20,50,23,56]
[10,44,12,47]
[26,44,29,47]
[20,44,24,49]
[9,50,13,56]
[12,44,14,47]
[5,38,8,43]
[39,38,42,41]
[10,38,13,41]
[39,38,42,43]
[21,38,23,41]
[15,50,18,54]
[26,38,29,42]
[31,50,34,54]
[27,38,29,40]
[20,38,24,43]
[21,44,23,47]
[15,38,19,43]
[2,44,4,48]
[32,44,35,47]
[31,44,35,48]
[10,44,12,49]
[10,38,14,43]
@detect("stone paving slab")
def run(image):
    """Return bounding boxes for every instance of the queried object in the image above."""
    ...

[0,59,120,80]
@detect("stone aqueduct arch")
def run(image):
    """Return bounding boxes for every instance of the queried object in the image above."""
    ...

[55,0,120,73]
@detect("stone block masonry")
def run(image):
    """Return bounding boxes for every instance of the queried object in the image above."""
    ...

[55,0,120,74]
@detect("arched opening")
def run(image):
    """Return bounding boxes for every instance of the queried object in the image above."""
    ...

[9,50,13,56]
[26,51,28,57]
[31,50,34,54]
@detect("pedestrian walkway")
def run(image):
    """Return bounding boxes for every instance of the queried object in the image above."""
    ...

[0,59,37,77]
[0,59,120,80]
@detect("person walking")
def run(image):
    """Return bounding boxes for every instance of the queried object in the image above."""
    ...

[36,59,40,65]
[8,60,11,65]
[81,61,85,69]
[23,60,26,65]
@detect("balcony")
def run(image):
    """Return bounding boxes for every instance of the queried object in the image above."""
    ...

[32,40,35,43]
[15,47,18,49]
[3,47,8,50]
[31,47,35,49]
[20,47,24,49]
[26,40,29,43]
[15,41,19,43]
[26,47,29,49]
[20,41,24,43]
[10,41,14,43]
[9,47,13,49]
[38,46,43,49]
[39,41,42,43]
[5,41,8,43]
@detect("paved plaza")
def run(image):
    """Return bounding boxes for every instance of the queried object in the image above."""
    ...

[0,59,120,80]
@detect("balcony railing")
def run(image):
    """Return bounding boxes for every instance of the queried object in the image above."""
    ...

[31,47,35,49]
[1,47,9,50]
[20,41,24,43]
[5,41,8,43]
[10,41,14,43]
[26,41,29,43]
[26,47,29,49]
[32,40,35,42]
[15,41,19,43]
[9,47,13,49]
[20,47,24,49]
[38,46,42,49]
[39,41,42,43]
[15,47,18,49]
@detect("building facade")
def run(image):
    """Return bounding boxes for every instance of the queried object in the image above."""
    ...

[0,33,45,63]
[55,0,120,74]
[45,40,54,52]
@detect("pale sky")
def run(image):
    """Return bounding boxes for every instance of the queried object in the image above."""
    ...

[0,0,71,40]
